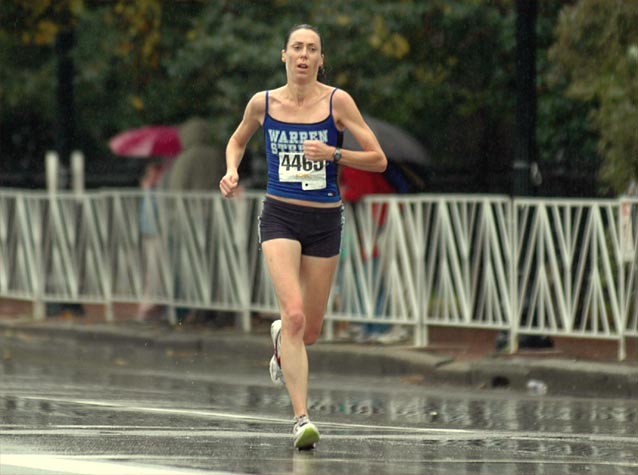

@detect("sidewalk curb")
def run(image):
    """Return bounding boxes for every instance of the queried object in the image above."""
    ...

[1,320,637,399]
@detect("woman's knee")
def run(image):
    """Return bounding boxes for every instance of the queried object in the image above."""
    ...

[282,308,306,337]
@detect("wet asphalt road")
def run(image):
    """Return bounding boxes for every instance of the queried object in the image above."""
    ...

[1,330,637,475]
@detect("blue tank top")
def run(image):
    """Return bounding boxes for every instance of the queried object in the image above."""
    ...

[263,88,341,202]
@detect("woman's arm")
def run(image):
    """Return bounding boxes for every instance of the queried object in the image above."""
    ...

[220,92,265,198]
[303,89,387,173]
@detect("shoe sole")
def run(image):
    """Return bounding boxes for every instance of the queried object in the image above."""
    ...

[271,320,281,348]
[269,355,284,386]
[294,425,320,450]
[270,320,284,386]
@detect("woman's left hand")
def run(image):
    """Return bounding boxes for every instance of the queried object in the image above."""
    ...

[303,140,333,161]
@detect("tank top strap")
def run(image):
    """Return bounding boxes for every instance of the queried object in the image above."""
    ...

[329,88,338,116]
[265,90,270,117]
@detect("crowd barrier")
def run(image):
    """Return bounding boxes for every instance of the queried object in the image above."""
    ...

[1,189,636,360]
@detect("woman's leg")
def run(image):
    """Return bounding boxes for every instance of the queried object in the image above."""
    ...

[300,254,340,345]
[261,239,339,418]
[261,238,309,417]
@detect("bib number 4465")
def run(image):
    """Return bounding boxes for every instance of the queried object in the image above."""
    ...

[280,153,324,172]
[278,152,327,190]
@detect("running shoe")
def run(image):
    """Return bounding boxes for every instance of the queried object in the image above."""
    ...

[270,320,285,386]
[292,415,320,450]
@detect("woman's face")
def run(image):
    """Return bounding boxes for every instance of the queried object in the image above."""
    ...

[282,28,323,81]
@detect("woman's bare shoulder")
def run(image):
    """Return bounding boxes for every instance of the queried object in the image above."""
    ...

[331,87,355,107]
[245,91,269,117]
[330,87,360,128]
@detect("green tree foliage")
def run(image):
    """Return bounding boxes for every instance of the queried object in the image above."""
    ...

[0,0,163,181]
[536,1,598,173]
[0,0,606,193]
[549,0,638,194]
[2,0,83,45]
[1,3,54,181]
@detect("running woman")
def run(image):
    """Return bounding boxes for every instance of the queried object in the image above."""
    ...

[219,23,387,450]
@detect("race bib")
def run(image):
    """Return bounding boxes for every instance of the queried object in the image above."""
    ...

[278,152,327,190]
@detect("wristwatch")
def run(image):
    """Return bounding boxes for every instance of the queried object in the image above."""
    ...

[333,147,342,164]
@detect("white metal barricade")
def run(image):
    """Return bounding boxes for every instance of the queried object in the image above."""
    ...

[1,188,636,359]
[512,198,637,359]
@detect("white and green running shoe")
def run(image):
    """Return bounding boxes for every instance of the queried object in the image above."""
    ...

[270,320,284,386]
[292,415,320,450]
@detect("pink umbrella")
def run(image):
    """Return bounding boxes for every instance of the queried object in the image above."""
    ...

[109,125,182,158]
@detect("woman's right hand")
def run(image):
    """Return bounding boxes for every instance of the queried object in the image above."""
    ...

[219,171,240,198]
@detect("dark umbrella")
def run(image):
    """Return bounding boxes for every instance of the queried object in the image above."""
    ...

[342,115,430,166]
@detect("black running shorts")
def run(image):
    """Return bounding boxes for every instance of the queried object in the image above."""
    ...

[259,196,344,258]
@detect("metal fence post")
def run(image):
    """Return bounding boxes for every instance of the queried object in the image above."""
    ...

[509,197,519,354]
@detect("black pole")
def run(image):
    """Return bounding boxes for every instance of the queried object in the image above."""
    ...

[48,27,84,317]
[55,28,75,172]
[513,0,537,196]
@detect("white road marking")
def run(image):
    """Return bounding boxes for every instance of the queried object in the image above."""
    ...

[1,454,227,475]
[14,395,638,445]
[3,395,637,474]
[2,453,637,474]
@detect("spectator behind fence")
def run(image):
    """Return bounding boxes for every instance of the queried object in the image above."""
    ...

[166,117,229,325]
[137,159,167,321]
[338,167,408,344]
[168,117,225,191]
